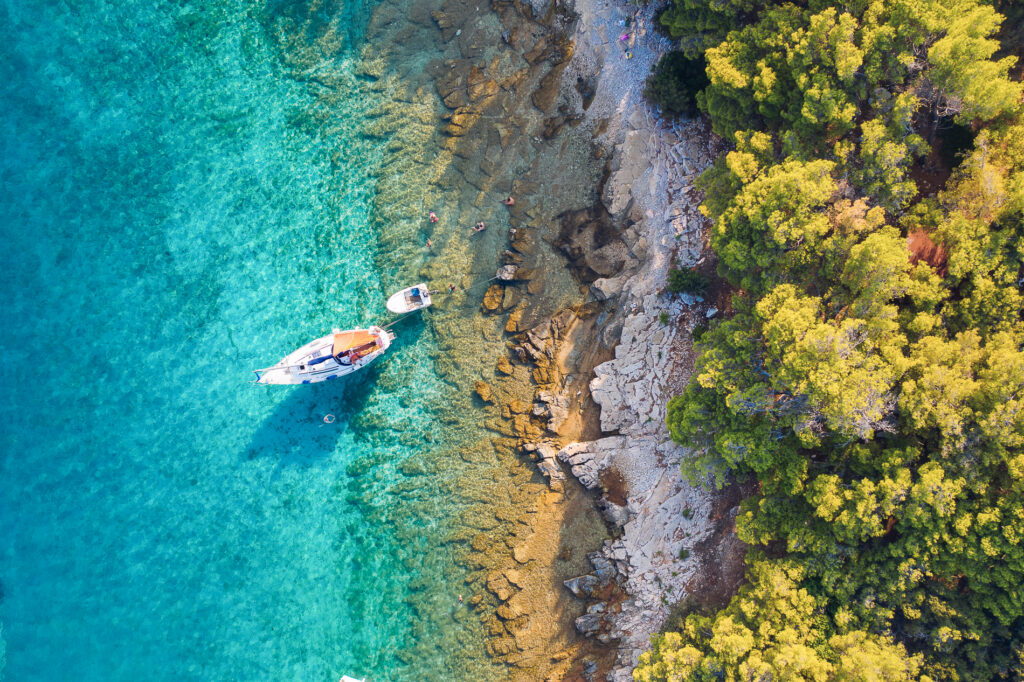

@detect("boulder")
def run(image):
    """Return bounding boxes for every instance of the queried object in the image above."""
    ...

[496,356,514,375]
[505,307,524,333]
[442,107,480,136]
[563,574,601,598]
[508,399,530,414]
[486,637,518,657]
[486,571,514,602]
[591,276,624,300]
[534,441,566,491]
[598,499,630,528]
[504,568,525,588]
[536,458,565,492]
[474,381,493,403]
[501,286,521,311]
[574,612,603,636]
[482,284,504,311]
[496,264,519,281]
[468,77,499,102]
[589,552,616,584]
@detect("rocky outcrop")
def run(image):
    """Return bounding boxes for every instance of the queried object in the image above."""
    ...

[523,441,566,492]
[546,0,736,678]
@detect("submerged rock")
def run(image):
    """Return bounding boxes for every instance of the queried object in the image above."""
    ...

[496,264,519,280]
[563,574,600,598]
[483,284,504,311]
[496,356,515,375]
[474,380,494,403]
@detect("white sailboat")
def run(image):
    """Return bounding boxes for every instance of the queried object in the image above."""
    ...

[386,283,433,314]
[253,326,394,385]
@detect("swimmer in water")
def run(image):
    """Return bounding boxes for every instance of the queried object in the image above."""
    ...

[428,210,438,223]
[472,221,485,232]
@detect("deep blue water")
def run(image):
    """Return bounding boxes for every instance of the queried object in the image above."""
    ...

[0,1,495,679]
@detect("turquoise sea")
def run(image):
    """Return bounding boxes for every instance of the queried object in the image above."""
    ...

[0,0,515,679]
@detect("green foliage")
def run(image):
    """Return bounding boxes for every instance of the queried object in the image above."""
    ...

[659,311,670,325]
[658,0,769,57]
[645,51,710,119]
[928,4,1023,122]
[636,558,924,681]
[704,157,839,293]
[652,0,1024,678]
[667,268,709,295]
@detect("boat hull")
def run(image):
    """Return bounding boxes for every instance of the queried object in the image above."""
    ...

[254,326,393,385]
[386,283,432,314]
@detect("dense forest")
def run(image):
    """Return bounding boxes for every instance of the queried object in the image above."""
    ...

[637,0,1024,679]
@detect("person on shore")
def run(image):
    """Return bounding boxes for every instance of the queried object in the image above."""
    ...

[428,210,438,223]
[472,221,485,232]
[502,196,514,206]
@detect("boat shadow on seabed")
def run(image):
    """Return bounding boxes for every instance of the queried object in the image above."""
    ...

[243,364,383,479]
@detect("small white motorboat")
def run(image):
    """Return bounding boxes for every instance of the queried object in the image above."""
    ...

[386,283,432,314]
[253,326,394,385]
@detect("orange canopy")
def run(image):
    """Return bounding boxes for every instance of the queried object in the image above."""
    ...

[332,330,377,356]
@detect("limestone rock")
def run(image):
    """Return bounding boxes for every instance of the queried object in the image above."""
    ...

[563,574,600,598]
[504,568,525,588]
[468,77,499,102]
[508,399,530,414]
[474,380,493,403]
[482,284,504,311]
[443,107,480,136]
[487,637,518,657]
[501,286,521,311]
[486,571,514,602]
[598,499,630,528]
[533,442,566,492]
[496,264,519,281]
[591,275,625,300]
[430,9,454,29]
[505,307,524,333]
[496,356,514,375]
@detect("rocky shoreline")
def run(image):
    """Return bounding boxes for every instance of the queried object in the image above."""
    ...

[409,0,747,675]
[491,0,752,677]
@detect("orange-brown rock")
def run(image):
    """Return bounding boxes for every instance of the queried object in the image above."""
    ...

[474,380,494,403]
[483,283,504,311]
[496,356,515,375]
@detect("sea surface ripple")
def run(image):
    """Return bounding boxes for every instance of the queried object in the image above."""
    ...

[0,0,501,679]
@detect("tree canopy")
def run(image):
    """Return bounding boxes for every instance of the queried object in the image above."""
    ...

[642,0,1024,679]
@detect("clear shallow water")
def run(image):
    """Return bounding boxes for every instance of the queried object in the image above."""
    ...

[0,1,502,679]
